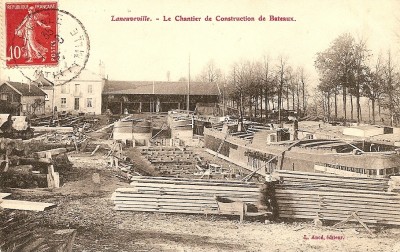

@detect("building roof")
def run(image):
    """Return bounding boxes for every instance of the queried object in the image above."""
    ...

[33,74,54,89]
[54,65,104,82]
[1,81,46,97]
[103,80,220,96]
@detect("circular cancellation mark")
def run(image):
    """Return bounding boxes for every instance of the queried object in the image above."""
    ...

[6,6,90,86]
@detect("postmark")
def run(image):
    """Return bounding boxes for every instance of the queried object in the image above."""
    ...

[6,2,58,66]
[4,2,90,86]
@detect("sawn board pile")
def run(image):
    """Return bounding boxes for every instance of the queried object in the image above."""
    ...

[274,170,400,226]
[112,176,260,214]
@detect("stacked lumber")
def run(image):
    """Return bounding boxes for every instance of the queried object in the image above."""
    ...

[274,170,400,226]
[275,170,389,191]
[113,176,260,214]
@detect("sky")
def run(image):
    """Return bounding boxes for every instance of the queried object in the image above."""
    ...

[1,0,400,86]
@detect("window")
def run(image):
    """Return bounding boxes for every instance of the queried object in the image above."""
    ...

[75,84,80,93]
[88,84,93,94]
[0,93,7,100]
[61,98,66,108]
[86,98,92,108]
[61,84,67,94]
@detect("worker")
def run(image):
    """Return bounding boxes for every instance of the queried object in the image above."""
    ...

[0,114,13,138]
[293,119,299,140]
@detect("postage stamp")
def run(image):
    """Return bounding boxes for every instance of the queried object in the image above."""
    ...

[3,1,90,86]
[5,2,58,66]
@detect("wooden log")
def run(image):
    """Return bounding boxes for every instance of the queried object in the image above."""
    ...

[33,148,67,158]
[19,157,52,165]
[90,145,100,156]
[7,164,33,173]
[31,126,73,133]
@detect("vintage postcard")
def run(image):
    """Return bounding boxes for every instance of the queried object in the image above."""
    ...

[0,0,400,251]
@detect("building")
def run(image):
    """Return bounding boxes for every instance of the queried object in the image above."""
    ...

[0,81,46,115]
[102,80,220,114]
[33,73,55,114]
[52,66,104,115]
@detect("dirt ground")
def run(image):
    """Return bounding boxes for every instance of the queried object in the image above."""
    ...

[4,150,400,252]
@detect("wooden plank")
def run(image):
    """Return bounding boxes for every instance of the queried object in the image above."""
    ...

[0,200,56,211]
[276,194,400,204]
[133,187,260,195]
[112,191,259,201]
[277,198,400,209]
[33,148,67,158]
[275,170,389,182]
[128,183,260,193]
[32,126,74,133]
[277,176,388,184]
[130,176,259,186]
[0,193,11,199]
[112,193,258,203]
[278,176,388,185]
[130,180,260,189]
[114,206,208,214]
[276,181,388,190]
[114,200,217,208]
[275,189,400,199]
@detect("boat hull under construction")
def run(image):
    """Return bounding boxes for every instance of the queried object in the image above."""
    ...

[203,127,400,179]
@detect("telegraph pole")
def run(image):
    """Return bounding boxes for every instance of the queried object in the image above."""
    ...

[187,55,190,112]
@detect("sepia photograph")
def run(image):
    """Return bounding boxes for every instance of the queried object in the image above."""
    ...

[1,0,400,251]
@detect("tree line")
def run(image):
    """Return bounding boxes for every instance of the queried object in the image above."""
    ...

[314,33,400,126]
[196,33,399,127]
[196,58,309,124]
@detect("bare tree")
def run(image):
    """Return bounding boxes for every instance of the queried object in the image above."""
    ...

[196,60,222,83]
[276,55,290,123]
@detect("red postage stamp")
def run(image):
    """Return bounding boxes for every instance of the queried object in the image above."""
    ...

[5,2,58,67]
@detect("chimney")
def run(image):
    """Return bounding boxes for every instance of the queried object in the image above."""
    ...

[99,60,105,79]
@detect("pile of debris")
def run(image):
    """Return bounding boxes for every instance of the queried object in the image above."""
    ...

[106,141,144,181]
[140,147,198,177]
[30,113,99,130]
[0,138,73,188]
[0,210,76,251]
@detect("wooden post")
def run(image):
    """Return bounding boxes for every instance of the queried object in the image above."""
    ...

[46,152,60,188]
